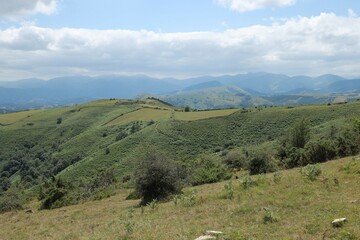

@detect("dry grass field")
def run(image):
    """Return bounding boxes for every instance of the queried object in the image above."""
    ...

[1,156,359,240]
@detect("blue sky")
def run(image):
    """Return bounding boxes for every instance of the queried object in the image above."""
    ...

[0,0,360,80]
[7,0,360,31]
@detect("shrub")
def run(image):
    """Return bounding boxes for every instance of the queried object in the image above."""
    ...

[191,154,232,185]
[135,148,181,205]
[249,156,269,175]
[56,117,62,124]
[223,182,234,199]
[0,187,25,213]
[223,150,248,169]
[175,190,197,207]
[305,139,337,164]
[263,207,277,224]
[287,118,310,148]
[240,175,257,189]
[300,164,322,181]
[147,199,158,210]
[249,151,277,175]
[336,128,360,157]
[284,147,308,168]
[39,177,71,209]
[0,177,11,192]
[116,132,128,141]
[131,122,141,133]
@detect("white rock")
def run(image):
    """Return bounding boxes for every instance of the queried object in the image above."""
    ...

[332,218,347,227]
[195,236,216,240]
[206,230,224,235]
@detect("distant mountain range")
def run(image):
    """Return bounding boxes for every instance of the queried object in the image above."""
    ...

[0,73,359,111]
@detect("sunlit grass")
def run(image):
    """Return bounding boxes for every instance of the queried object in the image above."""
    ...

[107,108,172,126]
[174,109,238,121]
[0,109,43,125]
[1,156,359,240]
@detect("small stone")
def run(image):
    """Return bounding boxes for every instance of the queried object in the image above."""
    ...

[195,235,216,240]
[206,230,224,235]
[332,218,347,227]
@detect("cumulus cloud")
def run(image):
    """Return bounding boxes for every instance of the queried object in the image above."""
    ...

[0,0,57,18]
[0,13,360,80]
[215,0,296,12]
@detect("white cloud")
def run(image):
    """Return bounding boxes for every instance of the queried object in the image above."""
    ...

[215,0,296,12]
[0,0,57,19]
[0,13,360,80]
[348,8,357,18]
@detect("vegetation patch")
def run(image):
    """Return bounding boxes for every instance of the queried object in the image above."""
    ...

[174,108,238,121]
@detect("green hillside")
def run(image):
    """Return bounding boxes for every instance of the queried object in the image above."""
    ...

[0,156,359,239]
[0,98,359,211]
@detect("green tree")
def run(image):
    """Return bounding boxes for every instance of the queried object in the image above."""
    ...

[288,118,310,149]
[135,148,180,205]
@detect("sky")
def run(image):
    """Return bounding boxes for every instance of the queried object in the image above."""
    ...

[0,0,360,81]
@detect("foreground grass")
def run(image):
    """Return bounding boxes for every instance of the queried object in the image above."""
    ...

[1,156,359,240]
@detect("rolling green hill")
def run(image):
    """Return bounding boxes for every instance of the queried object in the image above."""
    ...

[0,98,359,187]
[0,98,359,240]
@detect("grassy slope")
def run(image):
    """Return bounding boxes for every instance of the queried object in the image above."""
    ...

[1,100,359,184]
[0,156,359,240]
[174,109,239,121]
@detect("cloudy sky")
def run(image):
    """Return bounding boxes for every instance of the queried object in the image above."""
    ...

[0,0,360,81]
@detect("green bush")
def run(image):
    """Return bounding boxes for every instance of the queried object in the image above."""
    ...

[191,154,232,185]
[263,207,277,224]
[336,128,360,157]
[240,175,257,189]
[300,164,322,181]
[135,148,181,205]
[0,177,11,192]
[287,118,310,148]
[0,187,25,213]
[248,146,278,175]
[39,177,71,209]
[223,150,248,169]
[174,190,197,207]
[223,182,234,199]
[305,139,337,164]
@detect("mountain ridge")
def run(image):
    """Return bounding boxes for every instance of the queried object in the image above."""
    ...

[0,73,359,111]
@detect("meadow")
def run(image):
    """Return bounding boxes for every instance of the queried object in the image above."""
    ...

[0,156,359,239]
